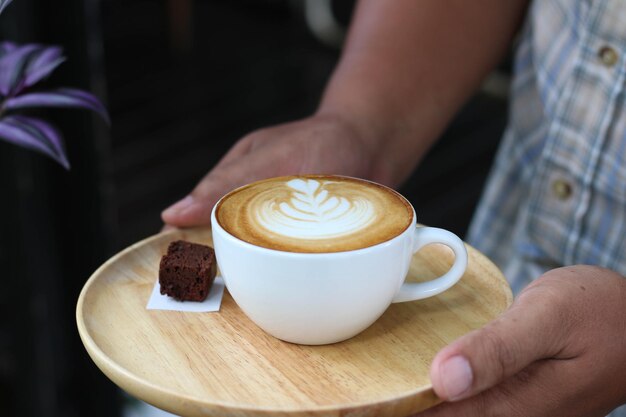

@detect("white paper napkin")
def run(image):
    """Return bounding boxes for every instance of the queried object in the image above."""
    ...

[146,276,225,312]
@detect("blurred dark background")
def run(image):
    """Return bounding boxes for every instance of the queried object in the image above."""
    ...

[0,1,508,416]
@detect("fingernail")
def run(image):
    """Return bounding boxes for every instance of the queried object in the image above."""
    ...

[163,195,194,217]
[439,356,473,401]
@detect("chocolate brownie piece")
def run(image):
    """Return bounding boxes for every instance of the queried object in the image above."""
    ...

[159,240,217,301]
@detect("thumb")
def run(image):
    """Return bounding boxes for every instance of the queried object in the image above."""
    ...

[429,281,567,402]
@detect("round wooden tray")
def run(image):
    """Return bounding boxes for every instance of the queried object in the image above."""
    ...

[77,227,512,417]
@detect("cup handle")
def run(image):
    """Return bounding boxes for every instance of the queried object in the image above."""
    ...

[392,227,468,303]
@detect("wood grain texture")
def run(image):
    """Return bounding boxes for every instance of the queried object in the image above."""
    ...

[76,227,512,417]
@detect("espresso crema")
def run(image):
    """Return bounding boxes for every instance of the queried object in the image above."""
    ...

[215,175,413,253]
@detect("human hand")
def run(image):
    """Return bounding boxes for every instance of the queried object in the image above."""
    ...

[413,265,626,417]
[161,113,384,227]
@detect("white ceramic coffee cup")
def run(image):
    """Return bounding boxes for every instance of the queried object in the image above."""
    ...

[211,185,468,345]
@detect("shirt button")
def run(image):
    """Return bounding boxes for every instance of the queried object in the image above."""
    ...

[552,179,573,200]
[598,46,618,67]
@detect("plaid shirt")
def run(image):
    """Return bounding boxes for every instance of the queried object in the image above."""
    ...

[467,2,626,414]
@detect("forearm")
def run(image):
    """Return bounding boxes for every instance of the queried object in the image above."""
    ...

[318,0,529,186]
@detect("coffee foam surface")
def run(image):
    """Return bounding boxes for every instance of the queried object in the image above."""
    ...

[216,175,413,253]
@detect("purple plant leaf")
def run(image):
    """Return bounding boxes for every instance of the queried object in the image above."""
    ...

[0,41,17,58]
[0,115,69,169]
[0,0,14,15]
[0,44,41,96]
[23,46,66,88]
[5,87,110,124]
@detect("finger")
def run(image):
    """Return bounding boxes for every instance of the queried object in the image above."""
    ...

[417,357,599,417]
[160,172,240,227]
[213,134,256,168]
[160,224,176,232]
[161,145,305,227]
[161,135,258,226]
[429,280,568,402]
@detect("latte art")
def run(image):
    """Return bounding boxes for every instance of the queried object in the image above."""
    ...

[216,175,413,253]
[257,179,376,239]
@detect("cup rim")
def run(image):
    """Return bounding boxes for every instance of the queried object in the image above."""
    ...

[210,174,416,257]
